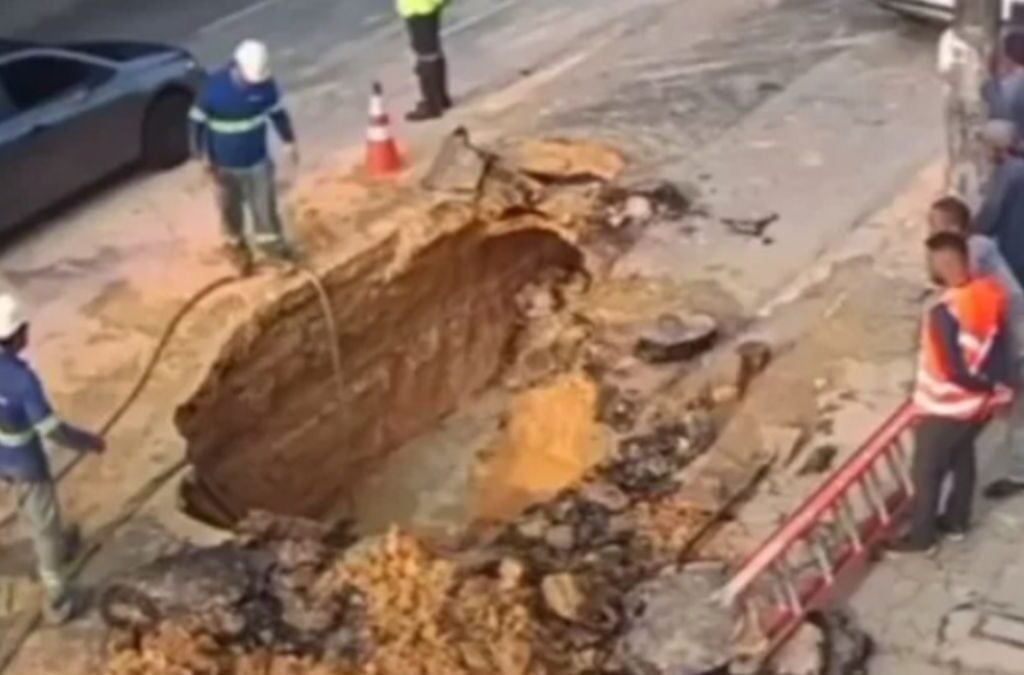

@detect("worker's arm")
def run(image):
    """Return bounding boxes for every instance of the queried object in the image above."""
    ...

[188,87,211,162]
[21,371,104,454]
[932,304,998,393]
[976,167,1011,237]
[266,81,296,147]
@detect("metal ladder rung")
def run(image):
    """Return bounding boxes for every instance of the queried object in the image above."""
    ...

[809,532,836,585]
[834,494,864,552]
[861,470,889,524]
[772,558,804,616]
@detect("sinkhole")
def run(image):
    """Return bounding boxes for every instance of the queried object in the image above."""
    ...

[174,222,587,530]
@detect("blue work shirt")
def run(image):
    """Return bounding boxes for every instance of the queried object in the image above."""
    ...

[0,350,57,482]
[189,67,296,169]
[977,155,1024,287]
[988,70,1024,138]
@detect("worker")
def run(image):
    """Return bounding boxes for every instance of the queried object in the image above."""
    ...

[397,0,453,122]
[189,39,300,273]
[977,119,1024,285]
[887,233,1012,556]
[986,32,1024,140]
[929,197,1024,500]
[0,292,105,623]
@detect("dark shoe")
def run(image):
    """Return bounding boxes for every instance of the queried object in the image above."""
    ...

[884,537,938,559]
[61,524,81,565]
[984,478,1024,500]
[44,591,81,626]
[405,101,443,122]
[222,244,253,276]
[937,516,967,542]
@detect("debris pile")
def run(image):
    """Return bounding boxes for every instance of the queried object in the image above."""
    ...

[104,392,732,675]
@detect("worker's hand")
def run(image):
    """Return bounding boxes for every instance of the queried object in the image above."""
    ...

[49,423,105,454]
[993,384,1015,409]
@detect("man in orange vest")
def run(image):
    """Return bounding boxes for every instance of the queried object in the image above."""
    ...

[889,232,1013,556]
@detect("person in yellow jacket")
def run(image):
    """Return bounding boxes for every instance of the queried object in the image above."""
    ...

[397,0,452,121]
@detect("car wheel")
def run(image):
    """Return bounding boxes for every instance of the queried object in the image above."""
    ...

[141,89,193,170]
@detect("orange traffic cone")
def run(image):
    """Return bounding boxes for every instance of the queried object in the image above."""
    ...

[365,82,402,177]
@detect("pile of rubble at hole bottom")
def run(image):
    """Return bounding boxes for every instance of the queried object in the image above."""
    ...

[100,410,872,675]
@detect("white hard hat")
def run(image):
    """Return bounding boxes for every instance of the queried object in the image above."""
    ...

[0,292,26,341]
[234,40,271,84]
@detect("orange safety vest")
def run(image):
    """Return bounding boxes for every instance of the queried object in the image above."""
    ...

[912,275,1008,419]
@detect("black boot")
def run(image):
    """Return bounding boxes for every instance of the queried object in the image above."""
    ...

[406,59,445,122]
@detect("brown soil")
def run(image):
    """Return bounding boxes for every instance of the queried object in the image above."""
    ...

[473,372,608,521]
[174,139,630,525]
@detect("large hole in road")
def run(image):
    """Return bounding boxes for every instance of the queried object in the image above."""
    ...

[175,223,584,527]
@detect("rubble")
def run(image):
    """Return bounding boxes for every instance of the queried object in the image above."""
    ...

[616,563,737,675]
[634,312,718,364]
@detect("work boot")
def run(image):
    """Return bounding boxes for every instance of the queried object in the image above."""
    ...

[984,477,1024,500]
[43,590,82,626]
[61,523,82,565]
[406,100,443,122]
[407,60,445,122]
[936,516,967,542]
[222,243,254,276]
[884,537,938,559]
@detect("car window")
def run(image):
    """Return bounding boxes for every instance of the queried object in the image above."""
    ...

[0,56,112,110]
[0,81,15,122]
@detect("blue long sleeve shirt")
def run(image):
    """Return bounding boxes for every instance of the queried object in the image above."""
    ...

[189,67,296,169]
[988,70,1024,138]
[977,156,1024,287]
[0,350,60,482]
[931,302,1013,393]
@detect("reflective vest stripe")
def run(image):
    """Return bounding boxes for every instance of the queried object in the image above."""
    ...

[0,428,33,446]
[912,390,987,418]
[190,106,270,135]
[0,415,58,448]
[206,116,268,134]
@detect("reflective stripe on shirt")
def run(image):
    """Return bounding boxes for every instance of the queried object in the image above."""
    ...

[0,414,58,448]
[205,115,268,134]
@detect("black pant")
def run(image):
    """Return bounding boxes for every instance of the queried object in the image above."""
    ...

[405,11,450,111]
[907,415,983,546]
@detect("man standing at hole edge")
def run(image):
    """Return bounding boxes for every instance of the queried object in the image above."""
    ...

[190,40,300,273]
[0,292,105,623]
[398,0,453,121]
[887,233,1013,557]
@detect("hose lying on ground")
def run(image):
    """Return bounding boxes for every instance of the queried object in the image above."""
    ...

[0,260,346,673]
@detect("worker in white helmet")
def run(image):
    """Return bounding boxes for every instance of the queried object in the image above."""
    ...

[0,292,104,624]
[189,39,300,273]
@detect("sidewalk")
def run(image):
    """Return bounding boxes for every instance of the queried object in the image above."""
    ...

[853,425,1024,674]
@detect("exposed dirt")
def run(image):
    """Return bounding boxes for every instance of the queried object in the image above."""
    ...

[473,372,608,522]
[174,138,642,526]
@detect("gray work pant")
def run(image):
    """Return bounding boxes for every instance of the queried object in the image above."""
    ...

[213,162,287,253]
[13,480,69,601]
[908,415,983,547]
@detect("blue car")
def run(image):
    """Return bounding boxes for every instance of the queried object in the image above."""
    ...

[0,40,205,232]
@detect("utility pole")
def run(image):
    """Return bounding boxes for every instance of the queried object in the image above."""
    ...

[944,0,1001,207]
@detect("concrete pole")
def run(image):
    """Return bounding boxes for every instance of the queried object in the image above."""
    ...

[945,0,1001,206]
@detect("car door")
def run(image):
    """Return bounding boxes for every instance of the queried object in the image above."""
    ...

[0,53,120,231]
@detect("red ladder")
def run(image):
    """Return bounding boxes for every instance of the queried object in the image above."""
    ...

[719,401,918,657]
